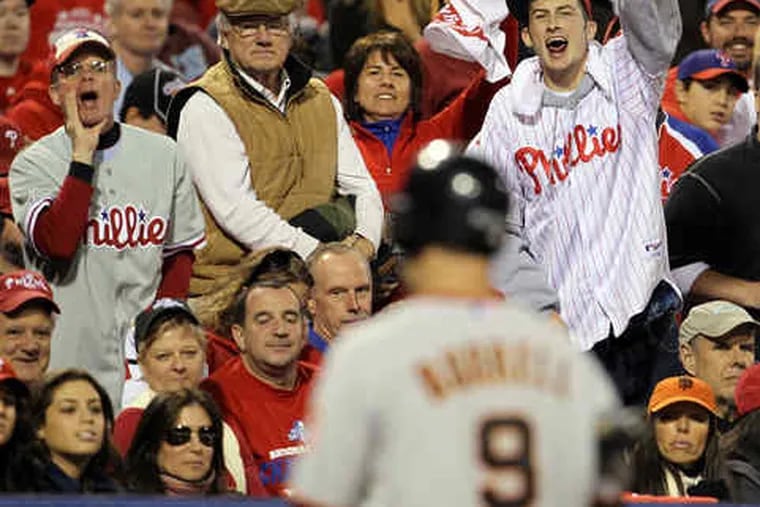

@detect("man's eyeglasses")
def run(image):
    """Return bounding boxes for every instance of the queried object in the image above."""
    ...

[229,16,289,37]
[164,425,218,447]
[57,59,111,79]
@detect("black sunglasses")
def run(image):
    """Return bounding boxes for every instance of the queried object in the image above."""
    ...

[164,425,217,447]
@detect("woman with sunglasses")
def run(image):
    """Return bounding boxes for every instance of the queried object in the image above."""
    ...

[125,388,227,495]
[8,369,121,493]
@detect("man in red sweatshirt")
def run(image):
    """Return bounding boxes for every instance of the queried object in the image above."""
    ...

[202,280,316,498]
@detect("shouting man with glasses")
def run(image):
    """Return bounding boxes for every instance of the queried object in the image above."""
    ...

[9,28,206,408]
[168,0,383,317]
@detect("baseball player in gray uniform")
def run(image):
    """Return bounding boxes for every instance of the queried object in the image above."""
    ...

[9,28,205,407]
[292,142,620,507]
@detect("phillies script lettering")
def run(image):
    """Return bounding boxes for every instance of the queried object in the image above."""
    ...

[86,205,167,249]
[515,124,622,195]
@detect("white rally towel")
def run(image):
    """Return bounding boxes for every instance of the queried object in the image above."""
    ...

[423,0,512,83]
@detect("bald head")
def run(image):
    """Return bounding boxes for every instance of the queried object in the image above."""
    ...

[307,243,372,342]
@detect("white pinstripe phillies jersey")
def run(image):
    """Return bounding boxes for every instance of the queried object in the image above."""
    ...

[469,1,681,350]
[10,124,205,405]
[292,298,619,507]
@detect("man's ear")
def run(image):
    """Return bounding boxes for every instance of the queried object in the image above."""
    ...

[113,78,121,101]
[521,26,535,50]
[700,20,712,46]
[231,324,246,352]
[218,29,230,50]
[675,79,688,107]
[306,293,317,320]
[680,342,697,376]
[585,20,597,41]
[106,17,117,40]
[49,83,61,107]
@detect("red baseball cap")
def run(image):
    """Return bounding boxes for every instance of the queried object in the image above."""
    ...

[0,358,29,398]
[0,270,59,314]
[706,0,760,16]
[52,28,115,68]
[736,363,760,416]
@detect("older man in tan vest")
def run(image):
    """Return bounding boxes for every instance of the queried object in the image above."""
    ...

[168,0,383,318]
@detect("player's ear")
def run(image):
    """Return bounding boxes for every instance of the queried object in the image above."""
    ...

[679,342,697,376]
[231,324,246,352]
[521,26,535,50]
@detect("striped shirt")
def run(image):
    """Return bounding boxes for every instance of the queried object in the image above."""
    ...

[469,0,681,350]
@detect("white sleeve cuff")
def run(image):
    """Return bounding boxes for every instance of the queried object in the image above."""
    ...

[671,262,710,295]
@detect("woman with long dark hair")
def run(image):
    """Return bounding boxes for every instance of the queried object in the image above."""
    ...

[9,368,121,493]
[629,376,724,498]
[0,360,31,491]
[125,388,227,495]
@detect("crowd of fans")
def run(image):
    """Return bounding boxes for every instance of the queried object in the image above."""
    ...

[0,0,759,502]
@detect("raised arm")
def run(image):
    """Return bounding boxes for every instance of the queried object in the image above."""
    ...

[616,0,682,76]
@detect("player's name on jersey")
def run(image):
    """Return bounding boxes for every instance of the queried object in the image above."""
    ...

[417,341,570,401]
[515,124,622,195]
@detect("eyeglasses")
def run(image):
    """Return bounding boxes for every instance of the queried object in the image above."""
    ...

[229,16,289,37]
[56,59,111,79]
[164,425,217,447]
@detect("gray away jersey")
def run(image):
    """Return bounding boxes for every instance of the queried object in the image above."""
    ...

[292,298,620,507]
[10,124,205,407]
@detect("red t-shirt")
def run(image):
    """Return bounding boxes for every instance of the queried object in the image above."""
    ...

[24,0,107,62]
[201,357,317,497]
[0,60,35,113]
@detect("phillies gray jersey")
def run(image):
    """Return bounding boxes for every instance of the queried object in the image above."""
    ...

[468,0,681,349]
[10,124,205,406]
[292,298,619,507]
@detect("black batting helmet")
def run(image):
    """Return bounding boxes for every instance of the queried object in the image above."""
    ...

[393,140,509,256]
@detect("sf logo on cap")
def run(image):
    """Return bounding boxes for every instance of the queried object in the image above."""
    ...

[678,376,694,391]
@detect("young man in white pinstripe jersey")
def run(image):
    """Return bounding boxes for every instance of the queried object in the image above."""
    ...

[469,0,684,405]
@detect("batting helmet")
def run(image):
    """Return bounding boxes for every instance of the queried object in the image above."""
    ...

[393,140,509,256]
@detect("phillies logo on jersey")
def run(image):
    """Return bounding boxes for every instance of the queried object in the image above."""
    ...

[514,124,622,195]
[86,204,167,250]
